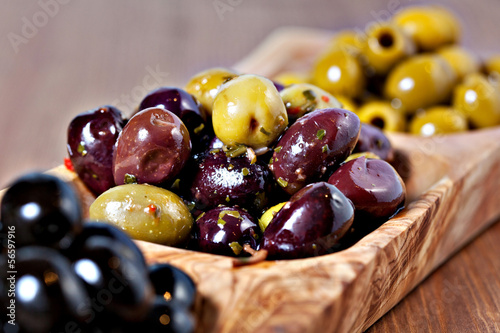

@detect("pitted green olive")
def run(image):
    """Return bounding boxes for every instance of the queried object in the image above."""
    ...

[437,46,480,80]
[212,74,288,149]
[89,184,193,246]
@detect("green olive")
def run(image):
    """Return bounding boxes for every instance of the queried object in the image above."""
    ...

[484,55,500,76]
[89,184,193,246]
[185,67,239,116]
[259,202,287,232]
[280,83,342,120]
[393,6,461,51]
[312,48,366,98]
[409,106,468,136]
[336,95,358,114]
[384,54,457,113]
[452,73,500,128]
[327,30,364,56]
[437,45,480,80]
[273,71,310,86]
[357,100,405,132]
[212,74,288,149]
[361,22,415,75]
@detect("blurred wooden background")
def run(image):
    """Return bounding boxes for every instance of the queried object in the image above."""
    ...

[0,0,499,331]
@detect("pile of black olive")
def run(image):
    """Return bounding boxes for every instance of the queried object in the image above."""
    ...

[0,173,196,333]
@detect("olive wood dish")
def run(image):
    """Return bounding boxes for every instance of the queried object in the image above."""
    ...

[3,27,500,333]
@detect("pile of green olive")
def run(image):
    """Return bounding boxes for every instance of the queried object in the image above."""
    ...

[275,5,500,135]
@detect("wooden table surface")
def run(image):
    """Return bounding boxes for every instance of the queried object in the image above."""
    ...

[1,0,499,331]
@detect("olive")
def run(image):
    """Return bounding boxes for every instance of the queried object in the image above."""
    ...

[0,173,82,250]
[89,184,193,246]
[280,83,342,121]
[452,73,500,128]
[312,47,366,98]
[485,55,500,76]
[326,30,364,56]
[273,71,311,86]
[137,87,211,152]
[409,106,468,136]
[270,108,360,195]
[260,182,354,259]
[188,150,273,212]
[384,54,457,113]
[393,6,461,51]
[185,67,239,116]
[336,95,358,113]
[353,123,393,161]
[148,263,196,309]
[193,206,260,256]
[67,105,126,194]
[113,107,191,186]
[72,235,155,322]
[357,100,405,132]
[345,151,381,162]
[212,74,288,150]
[258,202,286,232]
[437,45,480,81]
[328,156,405,220]
[361,22,415,75]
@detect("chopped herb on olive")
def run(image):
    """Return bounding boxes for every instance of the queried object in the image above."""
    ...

[303,89,316,101]
[322,145,328,153]
[225,144,247,158]
[229,241,243,255]
[274,146,282,153]
[124,173,137,184]
[260,127,271,135]
[316,129,326,140]
[242,168,250,176]
[193,123,205,134]
[277,177,289,188]
[77,141,87,156]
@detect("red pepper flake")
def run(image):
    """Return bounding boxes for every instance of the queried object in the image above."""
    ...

[321,95,330,102]
[148,204,157,213]
[64,158,74,172]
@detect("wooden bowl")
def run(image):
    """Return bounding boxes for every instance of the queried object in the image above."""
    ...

[3,27,500,333]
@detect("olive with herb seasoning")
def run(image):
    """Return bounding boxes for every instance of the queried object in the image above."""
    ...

[270,108,361,195]
[193,206,260,257]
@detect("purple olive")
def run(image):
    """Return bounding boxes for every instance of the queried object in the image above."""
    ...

[189,150,273,212]
[328,156,405,220]
[270,108,361,195]
[352,123,393,161]
[194,206,259,256]
[67,106,125,194]
[260,182,354,259]
[137,87,212,152]
[113,107,191,186]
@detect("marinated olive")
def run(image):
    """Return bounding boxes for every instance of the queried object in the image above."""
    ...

[384,54,457,113]
[185,67,239,116]
[361,22,415,75]
[137,87,211,152]
[270,108,361,195]
[260,182,354,259]
[409,106,468,136]
[212,74,288,149]
[0,173,82,250]
[273,72,311,86]
[357,101,405,132]
[89,184,193,246]
[280,83,342,121]
[67,105,126,194]
[258,201,286,232]
[393,6,461,51]
[452,73,500,128]
[335,95,358,113]
[312,48,366,98]
[328,156,405,220]
[188,150,273,212]
[194,206,260,256]
[437,45,480,80]
[352,123,393,161]
[113,107,191,186]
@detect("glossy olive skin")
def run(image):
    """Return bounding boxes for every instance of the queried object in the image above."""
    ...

[328,157,405,220]
[11,247,92,332]
[72,235,155,322]
[353,123,393,161]
[384,54,457,113]
[193,206,260,256]
[137,87,211,152]
[0,173,82,250]
[189,150,273,212]
[357,101,405,132]
[409,106,468,136]
[149,263,196,309]
[90,184,193,246]
[270,108,361,195]
[260,182,354,259]
[437,45,479,80]
[67,106,126,194]
[113,107,191,186]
